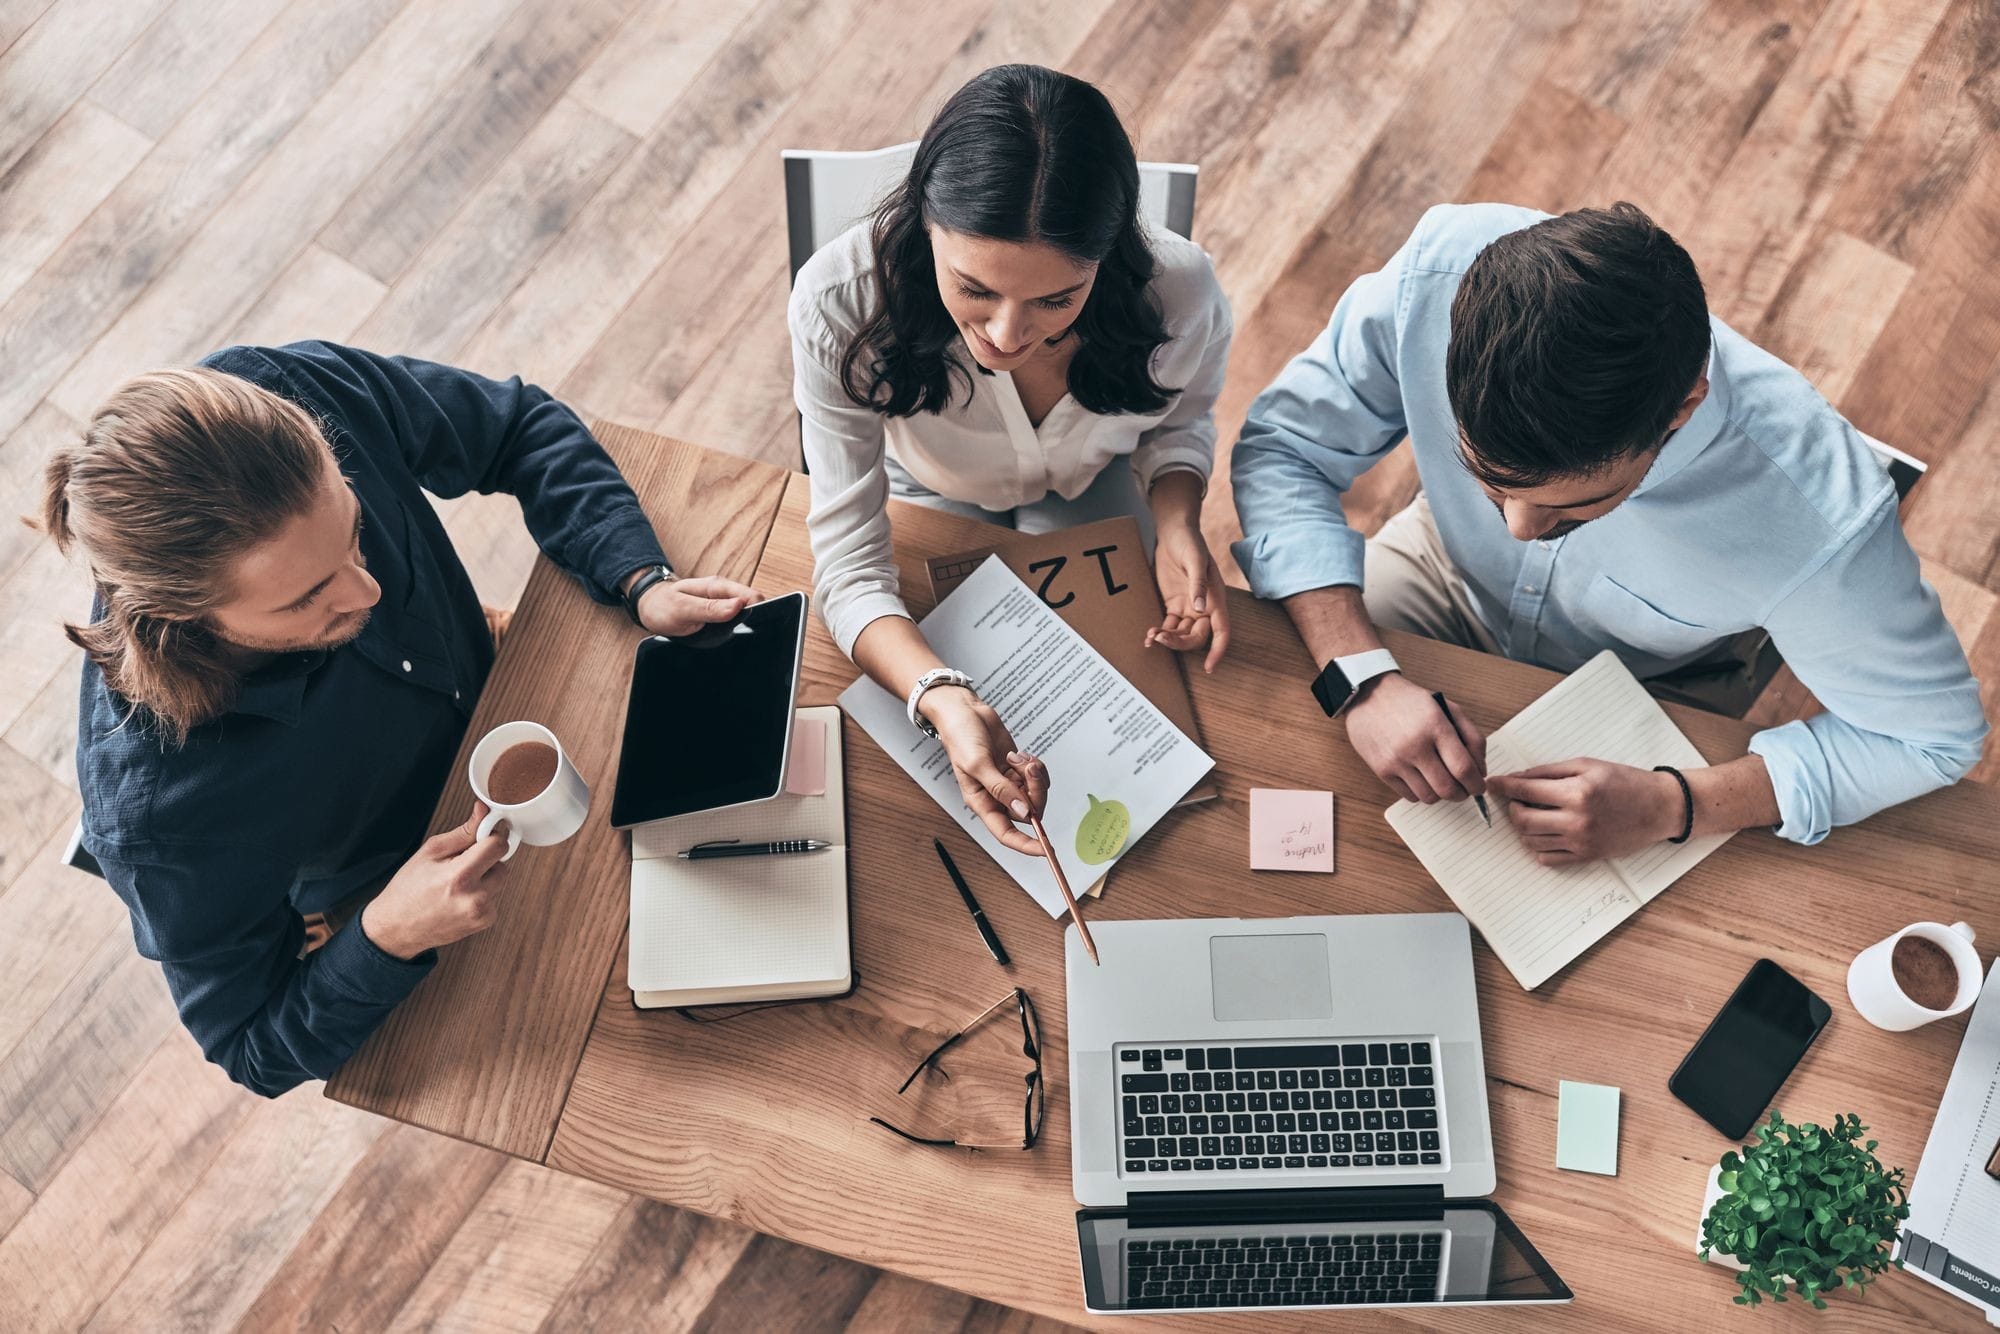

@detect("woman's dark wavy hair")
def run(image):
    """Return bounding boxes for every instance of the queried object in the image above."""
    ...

[839,64,1176,418]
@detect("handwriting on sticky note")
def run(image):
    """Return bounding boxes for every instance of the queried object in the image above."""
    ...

[1250,788,1336,873]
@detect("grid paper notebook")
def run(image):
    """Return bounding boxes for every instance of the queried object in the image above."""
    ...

[1384,652,1732,991]
[627,705,851,1008]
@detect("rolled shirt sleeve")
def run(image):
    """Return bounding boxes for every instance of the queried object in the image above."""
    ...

[1229,242,1414,601]
[1746,496,1988,843]
[1130,286,1232,491]
[788,283,913,657]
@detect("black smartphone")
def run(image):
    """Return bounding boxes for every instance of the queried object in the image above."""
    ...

[1669,959,1832,1139]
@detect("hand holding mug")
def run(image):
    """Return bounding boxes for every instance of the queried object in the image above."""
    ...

[361,802,513,960]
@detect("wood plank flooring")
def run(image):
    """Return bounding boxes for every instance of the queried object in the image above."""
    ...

[1,1,1996,1329]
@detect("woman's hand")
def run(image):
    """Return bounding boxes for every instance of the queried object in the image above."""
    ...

[1146,516,1232,673]
[921,687,1049,856]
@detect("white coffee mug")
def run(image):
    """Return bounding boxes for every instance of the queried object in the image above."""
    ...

[467,720,590,860]
[1847,920,1981,1031]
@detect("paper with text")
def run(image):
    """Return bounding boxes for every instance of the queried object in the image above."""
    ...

[1385,652,1731,989]
[840,556,1214,917]
[1902,962,2000,1321]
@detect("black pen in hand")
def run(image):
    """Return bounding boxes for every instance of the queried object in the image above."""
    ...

[1430,691,1490,826]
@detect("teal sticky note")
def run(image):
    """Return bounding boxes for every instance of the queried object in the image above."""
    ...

[1556,1080,1620,1176]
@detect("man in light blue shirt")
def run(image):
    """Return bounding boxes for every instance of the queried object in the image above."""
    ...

[1232,201,1985,861]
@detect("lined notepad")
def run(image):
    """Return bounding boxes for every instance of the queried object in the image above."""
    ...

[1385,652,1732,990]
[627,705,851,1008]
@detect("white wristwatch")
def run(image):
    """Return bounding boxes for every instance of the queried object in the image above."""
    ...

[1310,648,1400,718]
[907,668,977,739]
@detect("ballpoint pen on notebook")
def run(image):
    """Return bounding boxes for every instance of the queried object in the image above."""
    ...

[1027,812,1099,965]
[1430,691,1490,826]
[679,839,831,860]
[933,837,1010,966]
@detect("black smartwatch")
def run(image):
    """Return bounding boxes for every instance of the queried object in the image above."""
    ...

[622,563,676,627]
[1310,648,1400,717]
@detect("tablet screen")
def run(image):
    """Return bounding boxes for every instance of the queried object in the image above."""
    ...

[608,592,806,827]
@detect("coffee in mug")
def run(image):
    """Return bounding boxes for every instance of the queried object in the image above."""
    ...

[487,741,559,805]
[1847,920,1981,1031]
[467,720,590,861]
[1892,935,1959,1012]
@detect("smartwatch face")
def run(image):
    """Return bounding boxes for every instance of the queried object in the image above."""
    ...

[1311,660,1355,717]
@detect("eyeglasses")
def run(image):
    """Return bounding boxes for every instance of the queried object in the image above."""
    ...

[869,987,1045,1151]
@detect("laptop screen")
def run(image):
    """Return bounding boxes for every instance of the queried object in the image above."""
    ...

[1077,1199,1569,1313]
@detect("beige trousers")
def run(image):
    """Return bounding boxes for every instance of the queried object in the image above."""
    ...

[1361,496,1759,715]
[1362,496,1502,653]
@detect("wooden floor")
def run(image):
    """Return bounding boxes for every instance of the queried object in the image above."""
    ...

[3,0,1998,1329]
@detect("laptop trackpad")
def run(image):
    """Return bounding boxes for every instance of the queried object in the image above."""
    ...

[1210,933,1334,1022]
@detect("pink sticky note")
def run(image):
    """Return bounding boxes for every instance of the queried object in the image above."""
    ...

[1249,788,1335,873]
[784,716,827,796]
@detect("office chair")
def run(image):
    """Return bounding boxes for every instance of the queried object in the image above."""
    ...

[781,141,1199,285]
[63,819,104,878]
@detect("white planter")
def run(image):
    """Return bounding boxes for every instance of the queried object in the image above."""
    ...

[1697,1163,1799,1289]
[1696,1164,1747,1272]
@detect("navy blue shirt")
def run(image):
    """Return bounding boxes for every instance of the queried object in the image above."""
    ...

[78,341,668,1097]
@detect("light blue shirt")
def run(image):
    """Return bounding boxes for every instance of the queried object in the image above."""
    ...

[1231,203,1986,846]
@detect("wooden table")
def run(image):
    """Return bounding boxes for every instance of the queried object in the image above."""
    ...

[332,431,2000,1331]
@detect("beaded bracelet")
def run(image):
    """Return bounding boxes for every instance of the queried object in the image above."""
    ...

[1653,764,1694,844]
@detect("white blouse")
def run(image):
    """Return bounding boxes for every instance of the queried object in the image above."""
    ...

[788,222,1233,655]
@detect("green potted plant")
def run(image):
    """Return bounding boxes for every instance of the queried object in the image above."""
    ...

[1696,1110,1909,1310]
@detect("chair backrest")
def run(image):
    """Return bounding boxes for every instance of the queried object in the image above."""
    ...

[1860,431,1925,500]
[63,819,105,878]
[781,142,1198,282]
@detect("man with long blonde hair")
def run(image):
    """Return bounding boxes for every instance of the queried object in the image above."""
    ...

[45,341,757,1096]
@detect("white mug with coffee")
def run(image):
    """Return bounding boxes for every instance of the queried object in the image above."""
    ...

[1847,920,1981,1031]
[468,720,590,860]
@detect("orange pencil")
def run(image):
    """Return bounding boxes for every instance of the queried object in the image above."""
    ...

[1028,812,1099,966]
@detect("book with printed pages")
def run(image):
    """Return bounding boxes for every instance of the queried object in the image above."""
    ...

[628,705,851,1008]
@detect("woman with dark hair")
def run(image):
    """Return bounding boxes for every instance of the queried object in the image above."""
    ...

[789,64,1233,856]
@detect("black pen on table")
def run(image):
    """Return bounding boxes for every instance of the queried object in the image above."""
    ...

[933,837,1010,967]
[678,839,831,860]
[1430,691,1491,826]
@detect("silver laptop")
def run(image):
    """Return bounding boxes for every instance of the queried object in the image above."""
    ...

[1067,913,1570,1314]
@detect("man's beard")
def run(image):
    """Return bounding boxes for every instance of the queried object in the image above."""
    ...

[219,607,372,656]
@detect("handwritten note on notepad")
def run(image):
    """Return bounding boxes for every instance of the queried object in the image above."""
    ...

[1385,652,1733,990]
[1250,789,1336,872]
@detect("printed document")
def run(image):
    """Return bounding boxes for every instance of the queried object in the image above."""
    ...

[840,556,1213,917]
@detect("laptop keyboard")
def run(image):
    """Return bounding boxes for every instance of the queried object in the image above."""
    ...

[1125,1230,1445,1308]
[1116,1041,1443,1175]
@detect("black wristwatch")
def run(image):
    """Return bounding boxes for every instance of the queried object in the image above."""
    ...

[622,563,676,627]
[1310,648,1401,718]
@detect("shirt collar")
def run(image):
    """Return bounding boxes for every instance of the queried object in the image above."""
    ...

[1632,343,1729,498]
[227,649,326,725]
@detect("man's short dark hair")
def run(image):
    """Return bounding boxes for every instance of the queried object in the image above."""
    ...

[1447,202,1710,488]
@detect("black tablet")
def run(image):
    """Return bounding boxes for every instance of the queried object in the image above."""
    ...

[608,591,808,828]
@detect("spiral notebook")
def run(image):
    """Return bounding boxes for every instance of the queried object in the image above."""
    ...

[1384,651,1732,990]
[627,705,851,1008]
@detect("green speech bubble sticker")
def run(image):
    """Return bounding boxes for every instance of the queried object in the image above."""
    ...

[1075,793,1130,865]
